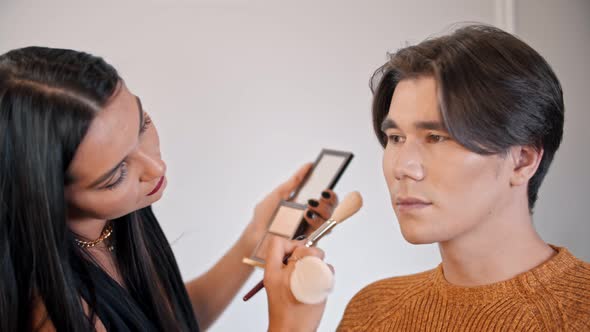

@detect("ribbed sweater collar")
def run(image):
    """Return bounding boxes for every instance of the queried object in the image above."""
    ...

[432,245,580,303]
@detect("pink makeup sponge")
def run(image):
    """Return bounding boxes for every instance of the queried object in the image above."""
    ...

[290,256,334,304]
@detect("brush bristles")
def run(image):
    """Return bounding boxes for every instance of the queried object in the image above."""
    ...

[331,191,363,223]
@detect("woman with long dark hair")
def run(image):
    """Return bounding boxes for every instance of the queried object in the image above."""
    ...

[0,46,332,331]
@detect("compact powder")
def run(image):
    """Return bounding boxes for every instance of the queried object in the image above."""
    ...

[268,205,305,238]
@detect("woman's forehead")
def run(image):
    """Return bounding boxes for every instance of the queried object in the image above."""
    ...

[68,84,141,186]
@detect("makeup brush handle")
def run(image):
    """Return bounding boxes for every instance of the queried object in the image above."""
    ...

[305,220,337,247]
[242,251,293,301]
[243,192,362,302]
[331,191,363,223]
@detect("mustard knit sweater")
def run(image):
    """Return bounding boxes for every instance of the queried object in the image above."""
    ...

[338,246,590,331]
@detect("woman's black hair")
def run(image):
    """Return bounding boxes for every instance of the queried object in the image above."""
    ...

[0,46,199,331]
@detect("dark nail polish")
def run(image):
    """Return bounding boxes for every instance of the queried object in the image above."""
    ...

[306,211,314,219]
[322,191,331,199]
[295,235,307,241]
[308,199,319,207]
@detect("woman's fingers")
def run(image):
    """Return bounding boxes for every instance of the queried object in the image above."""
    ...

[249,163,313,243]
[304,189,339,228]
[275,163,312,199]
[326,263,335,275]
[320,189,338,207]
[306,199,331,221]
[263,236,330,330]
[287,246,326,266]
[264,236,325,285]
[264,236,297,275]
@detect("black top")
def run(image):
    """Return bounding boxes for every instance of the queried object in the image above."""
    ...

[75,262,161,332]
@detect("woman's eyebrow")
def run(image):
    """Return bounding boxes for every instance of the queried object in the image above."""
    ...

[136,96,144,136]
[89,160,124,188]
[88,96,144,189]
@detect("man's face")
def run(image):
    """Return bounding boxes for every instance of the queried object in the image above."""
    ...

[381,76,514,244]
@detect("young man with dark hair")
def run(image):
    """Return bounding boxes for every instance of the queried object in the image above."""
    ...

[338,25,590,331]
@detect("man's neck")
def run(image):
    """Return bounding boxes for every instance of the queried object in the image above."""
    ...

[438,200,556,287]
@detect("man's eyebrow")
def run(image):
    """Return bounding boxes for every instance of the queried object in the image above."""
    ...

[415,121,446,131]
[381,118,447,132]
[380,118,397,132]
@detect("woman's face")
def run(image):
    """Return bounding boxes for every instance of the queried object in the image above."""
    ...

[65,82,167,221]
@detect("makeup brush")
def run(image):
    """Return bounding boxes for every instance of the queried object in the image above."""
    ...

[289,255,334,304]
[243,191,363,301]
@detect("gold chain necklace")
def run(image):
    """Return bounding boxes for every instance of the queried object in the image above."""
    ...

[74,224,114,251]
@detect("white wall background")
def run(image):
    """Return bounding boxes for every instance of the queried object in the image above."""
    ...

[1,1,587,331]
[515,0,590,267]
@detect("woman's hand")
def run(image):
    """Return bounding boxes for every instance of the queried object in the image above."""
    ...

[302,189,339,235]
[242,164,340,253]
[264,236,331,331]
[242,163,312,249]
[187,166,339,329]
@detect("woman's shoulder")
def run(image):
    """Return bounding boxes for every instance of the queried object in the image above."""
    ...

[31,297,55,332]
[31,296,107,332]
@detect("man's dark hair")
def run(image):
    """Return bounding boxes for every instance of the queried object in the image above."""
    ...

[371,25,564,211]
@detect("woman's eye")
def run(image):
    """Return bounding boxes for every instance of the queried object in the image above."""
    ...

[387,135,405,144]
[140,112,152,134]
[105,163,128,190]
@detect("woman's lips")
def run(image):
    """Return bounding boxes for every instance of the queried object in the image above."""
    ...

[147,176,165,196]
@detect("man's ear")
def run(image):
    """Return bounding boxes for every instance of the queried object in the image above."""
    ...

[509,145,544,187]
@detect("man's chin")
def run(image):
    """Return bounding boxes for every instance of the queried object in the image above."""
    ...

[400,227,438,245]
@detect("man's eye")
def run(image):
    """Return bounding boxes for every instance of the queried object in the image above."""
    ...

[426,134,447,143]
[388,135,405,144]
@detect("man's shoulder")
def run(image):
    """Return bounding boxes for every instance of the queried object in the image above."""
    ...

[548,253,590,300]
[338,267,438,328]
[534,248,590,330]
[336,268,439,331]
[351,268,438,302]
[544,248,590,293]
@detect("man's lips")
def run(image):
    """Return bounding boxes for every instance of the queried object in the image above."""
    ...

[395,196,432,211]
[147,176,165,196]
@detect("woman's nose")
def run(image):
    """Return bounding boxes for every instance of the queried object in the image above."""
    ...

[136,150,166,182]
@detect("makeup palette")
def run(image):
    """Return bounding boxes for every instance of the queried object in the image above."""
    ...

[243,149,353,268]
[290,150,353,205]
